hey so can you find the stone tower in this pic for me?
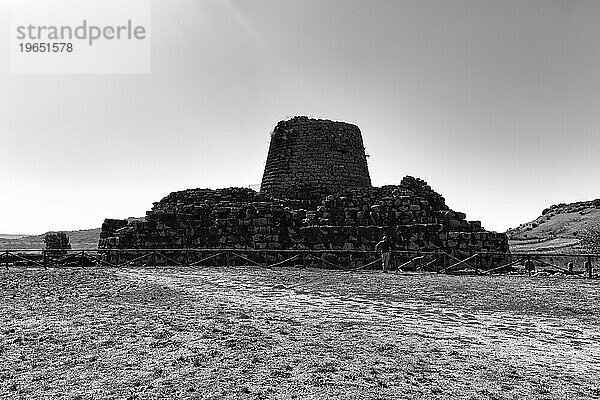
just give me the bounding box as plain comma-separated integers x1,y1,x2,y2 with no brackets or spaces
260,116,372,199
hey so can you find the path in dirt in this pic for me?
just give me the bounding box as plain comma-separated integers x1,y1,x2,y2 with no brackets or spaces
2,267,599,399
122,267,600,395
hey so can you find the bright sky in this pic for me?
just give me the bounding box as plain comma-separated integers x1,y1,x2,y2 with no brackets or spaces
1,0,600,234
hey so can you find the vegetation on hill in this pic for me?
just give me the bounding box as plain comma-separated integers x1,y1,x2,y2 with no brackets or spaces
507,200,600,253
0,228,101,250
0,218,142,250
43,232,72,253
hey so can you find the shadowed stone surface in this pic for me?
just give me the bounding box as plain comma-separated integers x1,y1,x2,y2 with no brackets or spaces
261,117,371,200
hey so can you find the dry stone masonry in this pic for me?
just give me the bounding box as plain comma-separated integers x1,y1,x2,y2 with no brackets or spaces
261,117,371,199
100,117,509,268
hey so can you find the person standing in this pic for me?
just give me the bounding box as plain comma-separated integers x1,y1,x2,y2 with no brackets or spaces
524,258,535,276
375,236,392,272
584,259,593,279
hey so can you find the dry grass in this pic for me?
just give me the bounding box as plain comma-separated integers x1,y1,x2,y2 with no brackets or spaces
509,237,581,253
1,266,600,399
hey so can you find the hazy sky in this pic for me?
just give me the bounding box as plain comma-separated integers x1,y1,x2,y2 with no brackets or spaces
1,0,600,234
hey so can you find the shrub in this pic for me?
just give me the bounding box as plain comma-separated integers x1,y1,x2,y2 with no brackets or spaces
579,227,600,254
44,232,71,255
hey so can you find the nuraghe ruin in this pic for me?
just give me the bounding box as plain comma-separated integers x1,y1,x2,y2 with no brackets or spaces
100,116,509,268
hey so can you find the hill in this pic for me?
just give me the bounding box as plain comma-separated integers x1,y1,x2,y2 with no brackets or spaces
507,199,600,253
0,218,142,250
0,234,28,240
0,228,102,250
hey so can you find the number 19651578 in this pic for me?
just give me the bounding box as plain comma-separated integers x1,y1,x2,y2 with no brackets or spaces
19,43,73,53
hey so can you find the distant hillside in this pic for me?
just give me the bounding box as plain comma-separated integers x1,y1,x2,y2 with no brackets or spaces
507,199,600,253
0,218,142,250
0,234,28,240
0,228,101,250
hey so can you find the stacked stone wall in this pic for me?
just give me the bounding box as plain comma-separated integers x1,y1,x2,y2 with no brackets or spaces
100,181,509,268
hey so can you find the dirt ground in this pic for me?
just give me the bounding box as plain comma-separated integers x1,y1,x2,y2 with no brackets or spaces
1,266,599,399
